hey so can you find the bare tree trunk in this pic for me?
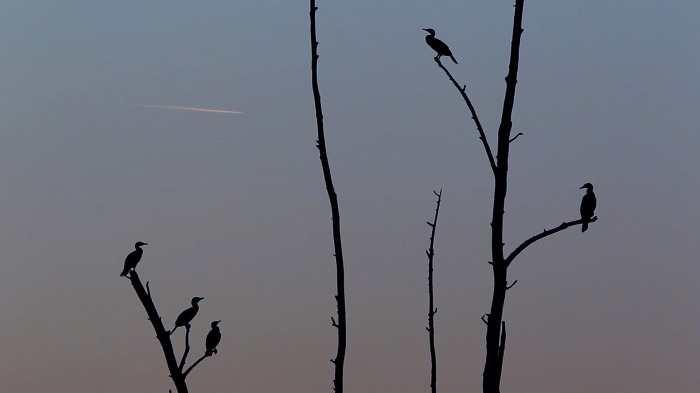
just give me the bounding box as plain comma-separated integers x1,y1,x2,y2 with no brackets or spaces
309,2,347,392
482,2,525,392
426,190,442,393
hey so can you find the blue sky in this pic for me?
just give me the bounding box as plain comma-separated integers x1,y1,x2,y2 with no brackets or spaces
0,1,699,392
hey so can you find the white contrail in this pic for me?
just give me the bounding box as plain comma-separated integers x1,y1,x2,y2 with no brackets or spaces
130,104,244,114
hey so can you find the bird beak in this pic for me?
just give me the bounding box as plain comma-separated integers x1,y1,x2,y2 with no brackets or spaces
143,242,148,246
422,28,429,32
579,185,586,189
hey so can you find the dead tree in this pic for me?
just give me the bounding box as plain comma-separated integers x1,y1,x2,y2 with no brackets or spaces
425,190,442,393
309,2,347,392
427,1,597,392
123,270,219,393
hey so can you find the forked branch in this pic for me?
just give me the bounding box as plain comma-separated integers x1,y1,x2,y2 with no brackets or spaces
127,272,189,393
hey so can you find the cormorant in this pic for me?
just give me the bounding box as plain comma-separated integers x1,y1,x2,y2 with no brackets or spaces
205,320,222,356
580,183,596,232
120,241,148,277
423,28,458,64
170,297,204,335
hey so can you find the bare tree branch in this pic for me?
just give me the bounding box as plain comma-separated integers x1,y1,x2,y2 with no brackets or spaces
434,58,497,174
505,216,598,267
508,132,523,143
127,271,189,393
178,325,191,372
183,354,210,378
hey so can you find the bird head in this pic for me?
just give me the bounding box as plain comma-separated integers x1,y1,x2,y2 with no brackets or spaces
580,183,593,191
423,28,436,36
211,320,221,328
192,297,204,305
135,241,148,248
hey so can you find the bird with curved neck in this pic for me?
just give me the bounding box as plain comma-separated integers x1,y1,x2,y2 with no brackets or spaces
170,297,204,335
423,28,458,64
579,183,596,232
120,241,148,277
205,320,222,356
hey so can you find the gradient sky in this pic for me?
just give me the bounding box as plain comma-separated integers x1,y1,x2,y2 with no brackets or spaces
1,1,699,392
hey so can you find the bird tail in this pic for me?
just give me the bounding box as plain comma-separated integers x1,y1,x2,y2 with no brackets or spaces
205,349,213,356
581,221,588,232
120,268,129,277
450,54,458,64
169,326,178,335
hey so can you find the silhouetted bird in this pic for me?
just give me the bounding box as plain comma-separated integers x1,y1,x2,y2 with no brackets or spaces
580,183,596,232
205,320,222,356
120,241,148,277
423,28,458,64
170,297,204,335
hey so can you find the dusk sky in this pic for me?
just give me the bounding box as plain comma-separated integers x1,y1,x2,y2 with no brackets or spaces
1,1,699,392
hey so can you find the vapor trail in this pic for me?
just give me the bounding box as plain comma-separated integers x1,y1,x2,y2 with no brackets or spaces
130,104,244,114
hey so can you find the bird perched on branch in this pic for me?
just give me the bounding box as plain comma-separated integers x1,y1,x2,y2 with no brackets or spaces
120,241,148,277
579,183,596,232
205,320,222,356
170,297,204,335
423,28,458,64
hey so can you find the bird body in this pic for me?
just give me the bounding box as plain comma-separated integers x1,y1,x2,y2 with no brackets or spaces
423,28,458,64
171,297,204,335
120,242,148,277
205,320,222,356
580,183,596,232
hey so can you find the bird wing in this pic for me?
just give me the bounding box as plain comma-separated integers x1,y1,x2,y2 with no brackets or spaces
206,330,221,350
175,307,195,326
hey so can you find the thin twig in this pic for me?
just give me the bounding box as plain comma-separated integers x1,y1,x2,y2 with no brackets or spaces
434,58,497,174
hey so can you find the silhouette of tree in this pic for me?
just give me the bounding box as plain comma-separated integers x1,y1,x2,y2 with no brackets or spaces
425,2,597,392
121,252,219,393
309,2,347,393
425,190,442,393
